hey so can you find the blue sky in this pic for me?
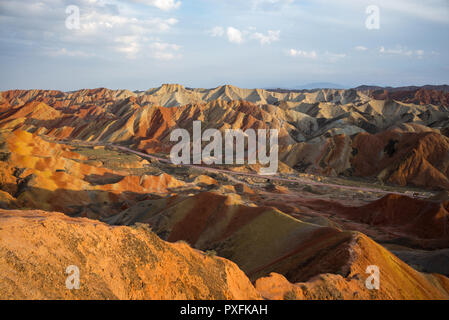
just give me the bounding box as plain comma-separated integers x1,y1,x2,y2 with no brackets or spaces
0,0,448,90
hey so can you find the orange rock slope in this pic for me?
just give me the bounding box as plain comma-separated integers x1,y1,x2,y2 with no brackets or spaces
255,233,449,300
0,130,185,217
0,209,260,300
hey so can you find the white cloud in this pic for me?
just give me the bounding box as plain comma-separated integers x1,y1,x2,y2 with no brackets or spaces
376,0,449,24
129,0,181,11
355,46,368,51
415,50,425,56
252,0,294,10
324,51,346,62
151,42,181,51
150,42,182,60
210,26,280,45
379,46,429,57
75,12,178,59
252,30,280,45
288,49,317,59
47,48,94,58
152,51,181,60
227,27,244,44
114,35,142,59
288,49,346,62
77,12,178,36
0,0,181,61
113,38,182,60
315,0,449,25
209,26,225,37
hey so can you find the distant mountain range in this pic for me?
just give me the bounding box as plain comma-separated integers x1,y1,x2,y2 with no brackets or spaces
267,84,449,93
354,84,449,93
266,83,347,92
293,83,348,90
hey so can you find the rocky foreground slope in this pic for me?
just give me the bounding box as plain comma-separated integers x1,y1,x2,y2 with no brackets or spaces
0,209,260,300
2,208,449,300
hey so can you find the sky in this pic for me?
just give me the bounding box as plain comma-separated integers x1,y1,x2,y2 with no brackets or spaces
0,0,448,91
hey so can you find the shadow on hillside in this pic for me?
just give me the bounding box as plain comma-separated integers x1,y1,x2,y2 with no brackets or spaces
0,183,165,220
